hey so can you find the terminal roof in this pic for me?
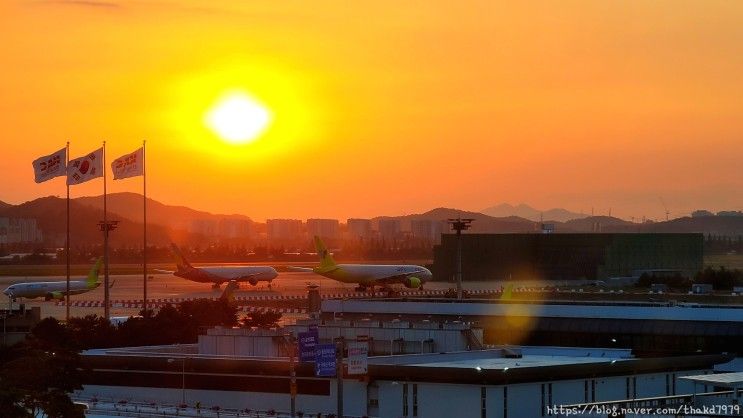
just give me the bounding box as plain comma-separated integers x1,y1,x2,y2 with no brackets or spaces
679,372,743,388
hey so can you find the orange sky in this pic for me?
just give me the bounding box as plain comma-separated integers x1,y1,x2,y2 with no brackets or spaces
1,0,741,221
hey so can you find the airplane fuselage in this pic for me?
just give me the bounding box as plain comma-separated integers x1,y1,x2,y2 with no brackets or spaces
174,265,277,285
316,264,432,286
3,280,99,300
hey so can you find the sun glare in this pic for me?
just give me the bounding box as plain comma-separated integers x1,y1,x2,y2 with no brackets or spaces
205,92,272,144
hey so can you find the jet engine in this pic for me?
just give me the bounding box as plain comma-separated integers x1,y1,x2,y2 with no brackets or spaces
403,277,422,289
45,291,64,301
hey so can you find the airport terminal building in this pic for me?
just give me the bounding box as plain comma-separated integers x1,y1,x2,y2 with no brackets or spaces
432,233,704,282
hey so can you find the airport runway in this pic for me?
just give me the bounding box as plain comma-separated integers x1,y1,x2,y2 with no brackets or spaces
1,271,620,321
0,272,462,320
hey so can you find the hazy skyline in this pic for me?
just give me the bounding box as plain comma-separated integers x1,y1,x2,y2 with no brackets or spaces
1,1,741,221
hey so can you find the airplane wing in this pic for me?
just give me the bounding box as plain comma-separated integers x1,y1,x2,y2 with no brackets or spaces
374,269,430,285
233,272,265,280
287,266,315,273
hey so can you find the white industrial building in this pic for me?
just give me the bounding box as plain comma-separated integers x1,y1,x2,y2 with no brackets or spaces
198,319,484,357
78,337,728,417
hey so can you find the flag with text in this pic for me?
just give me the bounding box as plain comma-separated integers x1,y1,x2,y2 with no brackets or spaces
111,147,144,180
32,147,67,183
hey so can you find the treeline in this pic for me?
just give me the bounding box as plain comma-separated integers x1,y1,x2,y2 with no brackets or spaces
636,266,743,290
33,299,238,349
704,235,743,255
694,266,743,290
0,339,86,417
1,298,282,417
0,240,434,265
29,299,282,351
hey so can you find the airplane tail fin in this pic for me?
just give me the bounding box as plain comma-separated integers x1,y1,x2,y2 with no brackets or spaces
500,283,514,300
314,236,337,272
170,243,193,271
87,257,104,286
220,280,239,304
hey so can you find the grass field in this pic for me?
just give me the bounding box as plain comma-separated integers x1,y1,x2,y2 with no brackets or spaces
0,263,171,277
705,254,743,270
0,254,739,277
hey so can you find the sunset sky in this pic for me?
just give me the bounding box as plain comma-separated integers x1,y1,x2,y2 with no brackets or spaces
1,0,741,221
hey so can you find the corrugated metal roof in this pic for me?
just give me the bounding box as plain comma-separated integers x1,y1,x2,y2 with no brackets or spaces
679,372,743,387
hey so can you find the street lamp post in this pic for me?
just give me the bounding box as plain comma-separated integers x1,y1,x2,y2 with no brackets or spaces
168,357,186,405
97,220,119,320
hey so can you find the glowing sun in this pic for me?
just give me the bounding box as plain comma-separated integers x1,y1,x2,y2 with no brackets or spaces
205,92,272,144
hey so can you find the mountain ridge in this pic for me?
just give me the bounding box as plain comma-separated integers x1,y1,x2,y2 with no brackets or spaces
481,202,587,222
2,194,742,246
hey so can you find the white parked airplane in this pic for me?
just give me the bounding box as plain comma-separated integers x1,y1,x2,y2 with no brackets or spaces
291,236,432,293
157,244,278,289
2,258,103,301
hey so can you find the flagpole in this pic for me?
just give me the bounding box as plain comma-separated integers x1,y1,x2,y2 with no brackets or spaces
65,141,70,322
143,140,147,315
103,141,110,321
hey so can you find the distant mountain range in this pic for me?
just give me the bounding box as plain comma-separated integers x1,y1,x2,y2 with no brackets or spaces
374,208,538,233
1,194,741,247
75,192,251,231
0,196,174,247
481,203,587,222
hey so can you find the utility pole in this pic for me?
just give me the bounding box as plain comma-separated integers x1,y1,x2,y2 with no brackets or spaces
289,335,297,417
447,218,474,300
335,336,345,418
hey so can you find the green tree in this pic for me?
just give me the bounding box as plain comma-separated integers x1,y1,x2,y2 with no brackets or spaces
241,311,282,329
0,343,84,418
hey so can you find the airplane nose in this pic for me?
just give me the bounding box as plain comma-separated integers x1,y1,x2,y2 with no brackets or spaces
2,287,10,296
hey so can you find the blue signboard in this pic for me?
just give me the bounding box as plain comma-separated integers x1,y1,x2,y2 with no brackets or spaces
314,344,337,377
298,331,318,362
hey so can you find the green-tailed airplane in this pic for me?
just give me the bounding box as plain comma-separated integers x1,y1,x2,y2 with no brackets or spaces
3,258,103,301
291,236,432,293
